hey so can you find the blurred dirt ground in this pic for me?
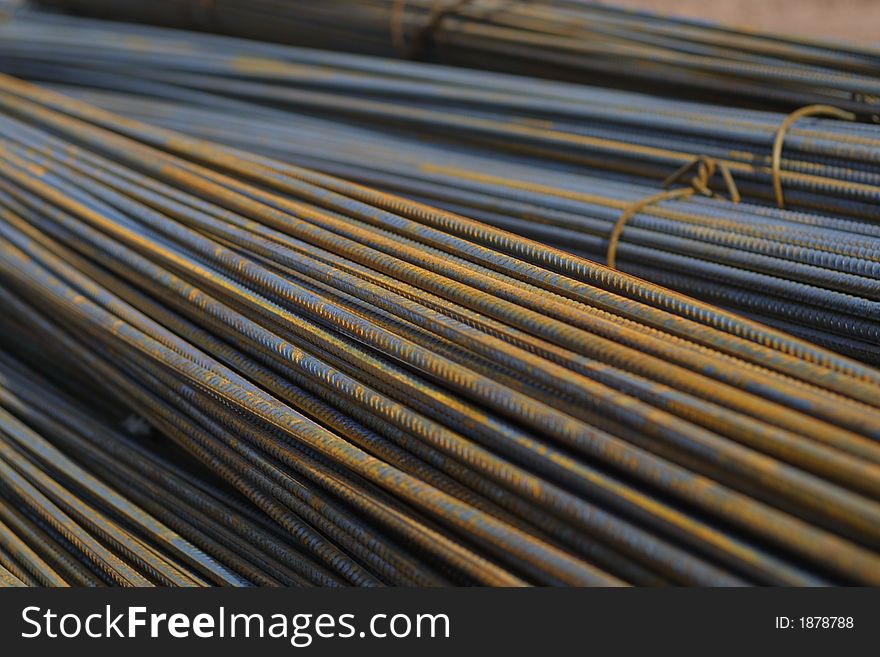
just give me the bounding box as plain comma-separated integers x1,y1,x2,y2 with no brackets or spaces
602,0,880,45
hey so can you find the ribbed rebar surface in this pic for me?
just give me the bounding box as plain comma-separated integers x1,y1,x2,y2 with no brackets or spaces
1,10,878,361
0,70,879,586
27,0,880,117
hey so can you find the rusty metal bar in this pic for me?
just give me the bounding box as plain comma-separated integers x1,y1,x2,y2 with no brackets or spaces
1,11,878,360
0,74,877,586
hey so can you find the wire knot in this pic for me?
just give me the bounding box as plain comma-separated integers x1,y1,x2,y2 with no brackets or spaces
606,156,741,269
391,0,481,60
662,155,740,203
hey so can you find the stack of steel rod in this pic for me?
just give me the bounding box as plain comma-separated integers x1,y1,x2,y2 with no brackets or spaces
3,12,879,220
1,13,878,361
52,89,880,362
0,355,320,587
1,73,880,586
29,0,880,117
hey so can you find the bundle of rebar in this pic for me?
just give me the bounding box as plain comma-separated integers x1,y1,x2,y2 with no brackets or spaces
4,12,879,220
1,73,880,586
0,355,313,587
2,13,878,361
28,0,880,117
